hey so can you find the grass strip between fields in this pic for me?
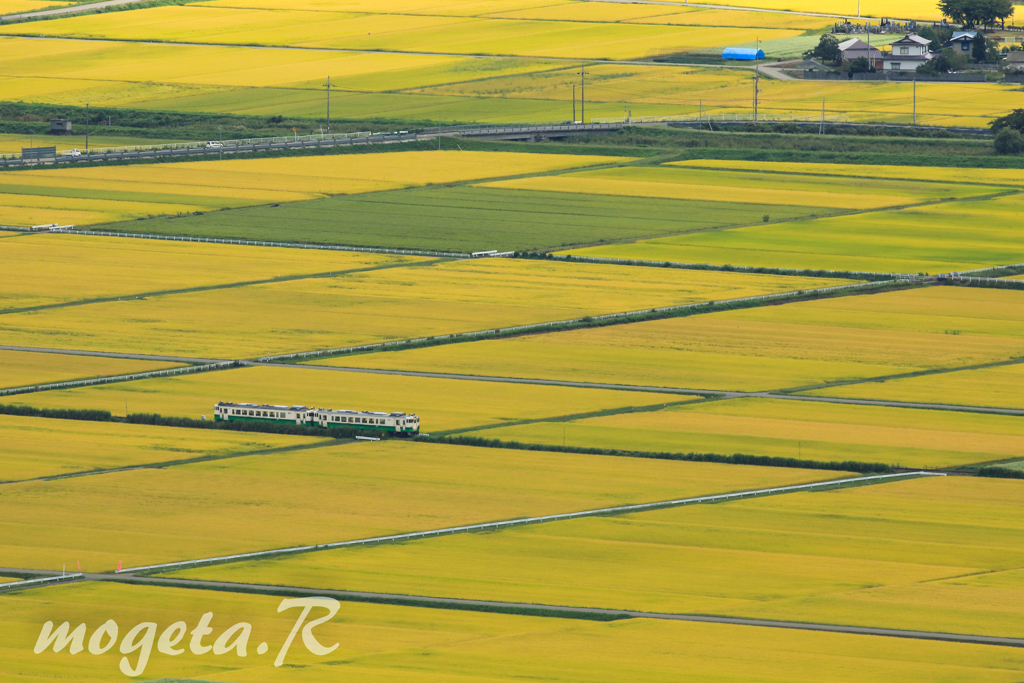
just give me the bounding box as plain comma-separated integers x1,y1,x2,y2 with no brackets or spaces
0,256,447,316
113,472,934,576
277,278,918,363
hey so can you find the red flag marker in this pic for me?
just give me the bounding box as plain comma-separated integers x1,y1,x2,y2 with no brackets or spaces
77,561,81,572
117,560,122,572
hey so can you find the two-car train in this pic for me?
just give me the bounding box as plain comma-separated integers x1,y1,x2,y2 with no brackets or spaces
214,401,419,435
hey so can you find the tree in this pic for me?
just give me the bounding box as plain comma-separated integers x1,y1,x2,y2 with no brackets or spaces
990,108,1024,133
804,34,841,63
917,25,953,52
972,32,988,61
844,57,874,76
938,0,1015,28
917,48,969,74
994,128,1024,154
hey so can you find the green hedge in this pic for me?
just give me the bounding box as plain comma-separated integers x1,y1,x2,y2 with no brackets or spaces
976,466,1024,479
0,403,114,422
422,434,892,474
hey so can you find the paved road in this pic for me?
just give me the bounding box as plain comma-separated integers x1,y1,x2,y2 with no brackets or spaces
584,0,924,21
0,344,225,364
260,363,1024,417
1,0,140,22
58,574,1019,649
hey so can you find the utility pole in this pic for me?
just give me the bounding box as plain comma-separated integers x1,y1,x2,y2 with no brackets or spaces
913,76,917,124
85,99,89,155
577,65,589,123
819,95,825,134
572,83,576,122
753,38,761,121
323,76,331,135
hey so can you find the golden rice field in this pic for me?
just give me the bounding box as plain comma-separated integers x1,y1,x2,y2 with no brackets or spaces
6,364,686,433
803,362,1024,413
6,583,1023,683
0,233,424,310
670,160,1024,189
1,34,1019,127
0,439,832,570
0,349,180,390
466,397,1024,468
0,260,844,357
0,150,619,226
482,164,992,211
0,0,73,12
0,413,327,482
0,5,800,60
697,0,944,20
330,287,1024,393
567,193,1024,274
174,476,1024,640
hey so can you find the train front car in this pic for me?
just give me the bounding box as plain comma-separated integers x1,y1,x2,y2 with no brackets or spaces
314,409,420,435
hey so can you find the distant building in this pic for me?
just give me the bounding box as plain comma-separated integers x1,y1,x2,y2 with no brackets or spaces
1003,51,1024,73
946,31,977,54
837,38,883,69
881,34,934,72
48,119,72,135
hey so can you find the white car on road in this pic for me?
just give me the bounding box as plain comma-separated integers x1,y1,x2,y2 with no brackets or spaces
205,141,224,149
61,149,81,157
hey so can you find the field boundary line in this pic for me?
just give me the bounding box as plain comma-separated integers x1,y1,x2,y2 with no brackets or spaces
98,575,1024,648
118,472,941,575
259,279,911,362
0,361,234,397
0,573,81,593
0,345,225,363
545,255,898,280
49,229,471,259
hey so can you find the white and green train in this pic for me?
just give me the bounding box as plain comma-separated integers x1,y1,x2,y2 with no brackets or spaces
213,402,420,435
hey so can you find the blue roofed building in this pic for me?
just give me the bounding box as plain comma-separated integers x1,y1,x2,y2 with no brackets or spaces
722,47,765,61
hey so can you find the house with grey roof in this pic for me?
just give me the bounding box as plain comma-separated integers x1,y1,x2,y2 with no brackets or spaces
881,34,935,72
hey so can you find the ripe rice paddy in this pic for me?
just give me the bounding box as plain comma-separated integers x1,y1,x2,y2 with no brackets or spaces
0,233,424,310
328,287,1024,393
0,5,801,60
6,363,684,432
465,397,1024,469
0,439,833,570
482,164,993,210
0,150,621,226
0,260,844,357
0,413,327,482
0,349,181,390
5,582,1023,683
802,362,1024,413
172,476,1024,639
566,193,1024,274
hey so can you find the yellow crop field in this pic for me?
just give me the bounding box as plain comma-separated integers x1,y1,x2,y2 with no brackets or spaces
697,0,944,21
0,259,844,357
0,439,833,570
0,233,424,310
634,8,832,30
0,413,328,482
5,582,1022,683
0,150,620,226
482,164,990,210
176,476,1024,640
0,6,801,60
6,364,684,432
0,349,181,390
197,0,559,13
469,397,1024,468
0,0,73,12
333,286,1024,392
804,363,1024,412
671,159,1024,189
568,193,1024,273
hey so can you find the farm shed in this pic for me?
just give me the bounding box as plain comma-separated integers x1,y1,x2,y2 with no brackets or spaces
723,47,765,60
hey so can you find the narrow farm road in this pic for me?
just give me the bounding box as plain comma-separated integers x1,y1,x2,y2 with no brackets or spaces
1,0,141,22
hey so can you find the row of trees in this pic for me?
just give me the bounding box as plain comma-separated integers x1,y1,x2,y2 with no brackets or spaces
938,0,1015,28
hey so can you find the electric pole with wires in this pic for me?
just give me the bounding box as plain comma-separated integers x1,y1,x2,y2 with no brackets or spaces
577,65,589,123
752,39,761,121
323,76,331,134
